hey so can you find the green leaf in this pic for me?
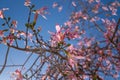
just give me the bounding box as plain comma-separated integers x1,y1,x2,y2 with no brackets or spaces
30,24,34,30
64,50,69,55
66,44,71,47
25,23,34,30
25,23,30,27
32,21,36,26
93,75,97,80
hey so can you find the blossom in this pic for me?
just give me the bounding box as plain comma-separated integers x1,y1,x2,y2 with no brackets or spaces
12,20,18,27
56,24,61,32
96,0,100,3
0,30,4,37
49,24,65,47
88,0,94,3
11,69,23,80
17,31,26,38
27,32,33,41
36,7,47,15
92,3,100,13
10,28,15,34
71,11,88,23
113,72,119,79
24,0,31,6
109,6,117,15
34,12,38,22
0,8,9,19
67,45,85,69
72,1,76,7
84,38,94,47
35,7,48,20
65,26,80,39
7,34,14,45
112,8,117,15
68,58,76,68
58,6,63,12
0,10,4,18
52,2,62,12
55,24,65,42
64,21,72,27
102,6,109,11
82,14,88,20
52,2,58,8
2,37,7,45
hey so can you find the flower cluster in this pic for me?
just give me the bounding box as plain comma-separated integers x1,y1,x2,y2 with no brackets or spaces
49,24,83,47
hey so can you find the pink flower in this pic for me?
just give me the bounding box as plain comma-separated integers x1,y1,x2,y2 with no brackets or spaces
65,26,80,39
15,70,23,80
117,43,120,51
10,28,15,33
102,6,109,11
49,24,65,46
0,10,4,19
92,3,100,13
27,32,33,41
52,2,58,8
12,20,17,27
56,24,61,32
68,54,85,69
82,14,88,20
7,34,14,45
112,8,117,15
0,30,4,37
2,8,9,11
36,7,48,20
11,69,23,80
24,0,31,6
2,37,7,45
109,6,117,15
88,0,94,3
55,29,65,42
58,6,63,12
64,21,72,27
84,38,94,47
34,12,38,22
68,58,76,68
52,2,63,12
17,31,26,38
96,0,100,3
36,7,48,15
113,72,119,79
0,8,9,19
72,1,76,7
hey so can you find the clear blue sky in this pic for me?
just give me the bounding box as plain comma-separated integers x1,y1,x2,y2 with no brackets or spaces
0,0,120,80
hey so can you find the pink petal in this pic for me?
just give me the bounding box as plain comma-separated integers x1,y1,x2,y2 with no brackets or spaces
41,15,47,20
102,6,109,11
56,24,61,32
0,10,4,19
58,6,63,12
52,2,58,8
72,1,76,7
24,0,31,6
88,0,94,3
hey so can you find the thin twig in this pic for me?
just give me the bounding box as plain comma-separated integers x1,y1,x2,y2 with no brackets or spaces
0,47,10,74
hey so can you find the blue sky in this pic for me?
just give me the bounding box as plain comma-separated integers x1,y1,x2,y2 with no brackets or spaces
0,0,120,80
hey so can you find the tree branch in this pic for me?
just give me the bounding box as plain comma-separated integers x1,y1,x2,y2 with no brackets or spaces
0,47,10,74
